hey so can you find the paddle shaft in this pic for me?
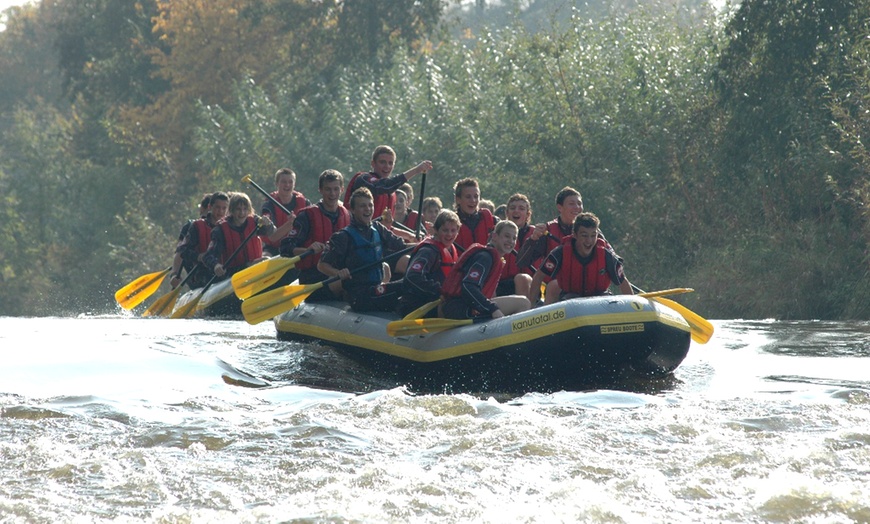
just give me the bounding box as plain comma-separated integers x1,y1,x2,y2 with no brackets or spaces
414,172,427,240
317,244,415,291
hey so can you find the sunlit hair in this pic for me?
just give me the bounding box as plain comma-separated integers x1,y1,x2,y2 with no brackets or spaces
349,187,374,209
229,192,253,214
555,186,581,206
400,182,414,203
371,145,396,163
573,212,600,234
479,199,495,213
452,177,479,206
319,169,343,188
422,196,442,213
209,191,229,205
493,220,518,237
199,193,212,209
274,167,296,185
434,209,461,231
507,193,531,211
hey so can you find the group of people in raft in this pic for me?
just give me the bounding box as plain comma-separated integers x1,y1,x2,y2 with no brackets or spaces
170,145,633,321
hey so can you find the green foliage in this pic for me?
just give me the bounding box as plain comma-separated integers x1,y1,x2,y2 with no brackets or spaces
1,0,869,318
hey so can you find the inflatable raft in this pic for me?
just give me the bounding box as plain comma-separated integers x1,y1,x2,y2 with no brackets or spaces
274,294,692,393
173,278,242,318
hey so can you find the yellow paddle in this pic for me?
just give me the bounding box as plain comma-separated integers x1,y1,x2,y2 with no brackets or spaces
387,317,473,337
114,266,172,310
242,246,415,325
385,288,697,337
172,218,265,319
231,249,315,300
142,264,202,317
402,298,442,320
631,284,713,344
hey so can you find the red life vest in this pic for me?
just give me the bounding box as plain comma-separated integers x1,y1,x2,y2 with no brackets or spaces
501,223,533,280
192,219,212,254
402,210,421,230
555,236,612,296
343,172,396,218
295,204,351,270
455,209,495,251
545,218,573,252
218,216,262,270
441,244,504,300
262,191,307,250
411,238,458,279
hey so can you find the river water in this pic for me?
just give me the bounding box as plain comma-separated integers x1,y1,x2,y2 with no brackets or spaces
1,315,868,523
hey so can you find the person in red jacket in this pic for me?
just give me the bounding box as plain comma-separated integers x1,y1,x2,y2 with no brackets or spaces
203,192,293,280
497,193,535,298
452,177,497,252
260,168,310,256
528,212,632,305
440,221,530,320
342,145,432,218
280,169,351,301
170,192,229,289
396,209,461,317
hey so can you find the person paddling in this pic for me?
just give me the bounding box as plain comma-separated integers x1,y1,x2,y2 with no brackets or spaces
396,210,461,318
279,169,351,301
527,212,633,305
170,192,229,290
318,187,417,312
439,220,530,320
203,192,292,280
260,168,310,256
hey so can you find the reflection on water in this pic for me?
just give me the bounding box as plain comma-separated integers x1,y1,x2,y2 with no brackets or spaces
1,316,869,523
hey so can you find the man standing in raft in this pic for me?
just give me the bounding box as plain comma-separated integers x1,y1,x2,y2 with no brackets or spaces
343,145,432,219
527,212,633,305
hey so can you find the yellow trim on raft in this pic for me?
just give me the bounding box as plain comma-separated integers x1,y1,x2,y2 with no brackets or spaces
275,306,691,363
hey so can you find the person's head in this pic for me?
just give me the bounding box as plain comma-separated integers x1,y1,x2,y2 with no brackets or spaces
199,193,211,217
572,212,601,257
479,199,495,213
228,192,253,223
370,145,396,179
422,196,442,223
274,168,297,198
400,183,414,207
555,186,583,222
208,191,230,222
318,169,344,205
433,209,461,246
506,193,531,227
393,189,408,217
493,204,507,220
349,187,375,224
453,178,480,215
489,220,519,256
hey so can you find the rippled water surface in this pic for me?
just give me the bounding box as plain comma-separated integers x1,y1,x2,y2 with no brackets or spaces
1,316,869,523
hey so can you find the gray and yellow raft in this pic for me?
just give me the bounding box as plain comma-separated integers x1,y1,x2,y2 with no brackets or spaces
274,294,692,393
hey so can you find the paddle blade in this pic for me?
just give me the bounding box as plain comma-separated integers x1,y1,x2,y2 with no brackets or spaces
232,256,299,300
115,268,171,310
142,287,182,317
170,291,204,319
652,297,714,344
387,318,472,337
241,283,319,325
637,288,694,299
402,298,442,320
